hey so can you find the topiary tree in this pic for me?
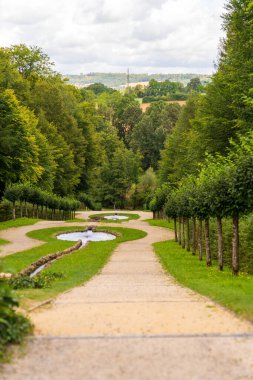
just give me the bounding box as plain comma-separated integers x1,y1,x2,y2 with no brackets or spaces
165,190,180,243
4,184,22,219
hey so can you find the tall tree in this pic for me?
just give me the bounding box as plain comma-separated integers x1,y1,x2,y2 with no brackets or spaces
131,101,180,170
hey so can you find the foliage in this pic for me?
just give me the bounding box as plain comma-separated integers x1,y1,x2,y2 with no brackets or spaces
4,183,80,220
0,279,31,360
131,101,180,170
9,272,64,289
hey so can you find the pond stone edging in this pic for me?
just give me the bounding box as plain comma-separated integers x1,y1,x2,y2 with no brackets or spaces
18,239,82,277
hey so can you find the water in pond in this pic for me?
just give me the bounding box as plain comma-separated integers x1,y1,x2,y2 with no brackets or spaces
104,215,128,220
57,230,116,247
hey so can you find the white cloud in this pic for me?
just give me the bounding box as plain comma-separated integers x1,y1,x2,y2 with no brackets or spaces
0,0,225,74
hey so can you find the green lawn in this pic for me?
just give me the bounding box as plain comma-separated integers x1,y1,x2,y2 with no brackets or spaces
145,218,174,229
0,238,10,245
3,226,146,305
0,218,40,231
154,240,253,322
0,218,40,248
89,213,140,223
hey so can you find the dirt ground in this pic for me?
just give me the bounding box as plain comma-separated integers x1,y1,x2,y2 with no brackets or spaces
1,211,253,379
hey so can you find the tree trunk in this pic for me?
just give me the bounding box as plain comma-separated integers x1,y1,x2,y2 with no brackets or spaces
217,216,223,271
25,201,28,217
174,217,178,242
198,219,203,261
178,218,182,245
32,204,35,218
182,217,185,249
153,211,155,220
36,204,39,219
186,218,190,252
20,202,23,218
192,217,196,255
232,213,239,275
205,218,211,267
12,202,16,220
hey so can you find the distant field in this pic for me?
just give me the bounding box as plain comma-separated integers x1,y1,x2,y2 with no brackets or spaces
140,100,187,112
65,73,211,89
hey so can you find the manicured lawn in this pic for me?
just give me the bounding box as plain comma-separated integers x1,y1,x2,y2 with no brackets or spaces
3,226,146,306
0,218,40,248
0,238,10,245
0,218,40,231
89,213,140,223
145,218,174,229
154,240,253,322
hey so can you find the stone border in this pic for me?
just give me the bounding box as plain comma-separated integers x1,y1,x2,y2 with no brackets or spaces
18,240,82,277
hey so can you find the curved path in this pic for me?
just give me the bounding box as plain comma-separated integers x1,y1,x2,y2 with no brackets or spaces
1,211,253,379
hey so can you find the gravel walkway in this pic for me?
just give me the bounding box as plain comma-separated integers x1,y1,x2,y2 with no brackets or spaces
1,211,253,379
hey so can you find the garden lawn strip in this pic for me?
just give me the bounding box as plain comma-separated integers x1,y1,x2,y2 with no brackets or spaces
154,239,253,321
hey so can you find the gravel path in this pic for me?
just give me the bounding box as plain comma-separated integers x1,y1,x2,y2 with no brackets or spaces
1,211,253,379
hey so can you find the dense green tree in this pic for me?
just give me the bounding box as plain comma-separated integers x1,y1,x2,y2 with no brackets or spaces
87,83,115,95
112,94,142,143
186,78,203,93
158,94,200,184
131,102,180,170
98,143,141,208
8,44,55,80
37,115,79,196
0,90,44,194
192,0,253,158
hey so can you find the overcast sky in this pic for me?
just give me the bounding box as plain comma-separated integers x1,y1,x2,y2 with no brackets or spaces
0,0,226,74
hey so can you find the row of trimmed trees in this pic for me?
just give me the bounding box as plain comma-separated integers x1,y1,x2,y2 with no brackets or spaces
151,132,253,275
4,183,80,220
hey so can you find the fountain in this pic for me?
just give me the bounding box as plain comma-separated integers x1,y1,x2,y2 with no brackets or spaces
57,228,116,247
104,213,129,221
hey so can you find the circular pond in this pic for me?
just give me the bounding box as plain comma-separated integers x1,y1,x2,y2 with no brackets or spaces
57,230,116,246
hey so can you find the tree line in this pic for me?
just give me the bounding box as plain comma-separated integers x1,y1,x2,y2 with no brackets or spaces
131,77,204,103
151,0,253,275
0,45,182,215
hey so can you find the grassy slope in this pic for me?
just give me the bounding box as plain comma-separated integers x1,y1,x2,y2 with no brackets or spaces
3,226,146,305
154,240,253,322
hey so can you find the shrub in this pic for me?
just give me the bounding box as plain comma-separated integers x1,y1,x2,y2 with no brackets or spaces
9,272,64,289
0,279,31,360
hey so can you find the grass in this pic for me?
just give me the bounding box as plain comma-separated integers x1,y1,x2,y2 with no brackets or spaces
0,218,40,248
0,218,40,231
145,218,174,229
2,226,146,306
154,240,253,322
89,213,140,223
0,238,10,245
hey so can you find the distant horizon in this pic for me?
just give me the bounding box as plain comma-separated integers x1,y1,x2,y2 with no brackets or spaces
65,71,212,76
